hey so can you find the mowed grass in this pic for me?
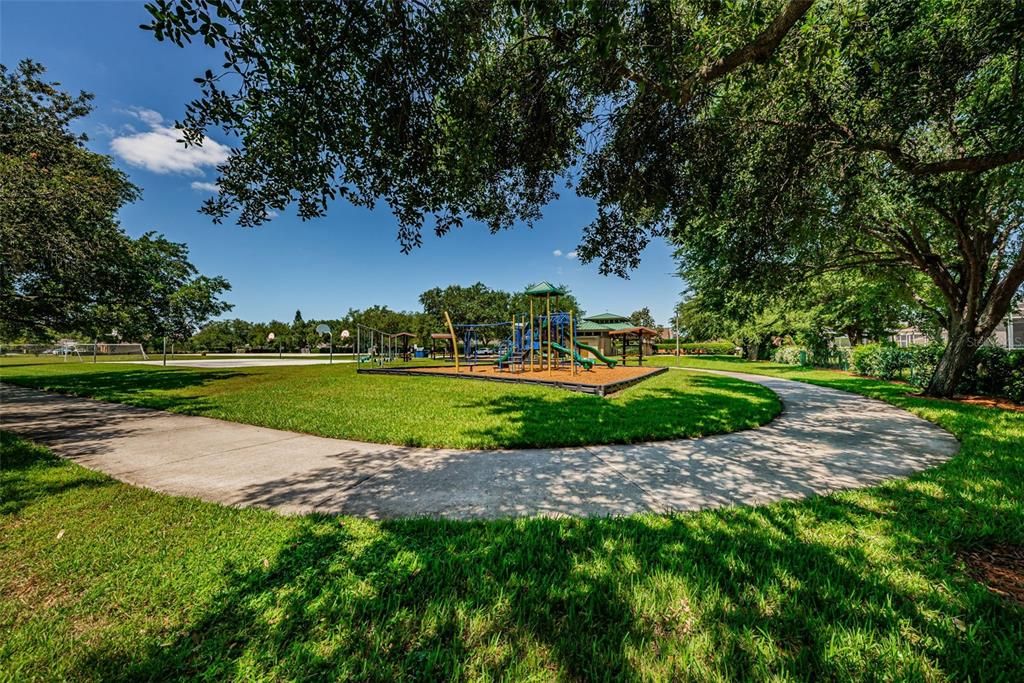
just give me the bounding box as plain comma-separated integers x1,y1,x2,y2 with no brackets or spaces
2,355,1023,680
0,359,779,448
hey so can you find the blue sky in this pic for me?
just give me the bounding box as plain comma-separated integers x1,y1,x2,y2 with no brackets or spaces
2,1,683,326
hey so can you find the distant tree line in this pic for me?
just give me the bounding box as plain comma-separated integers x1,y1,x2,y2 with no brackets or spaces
185,282,584,352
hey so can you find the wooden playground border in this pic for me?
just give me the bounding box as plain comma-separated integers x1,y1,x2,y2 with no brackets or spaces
356,365,668,397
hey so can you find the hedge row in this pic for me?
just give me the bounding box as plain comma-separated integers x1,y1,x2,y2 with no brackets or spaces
772,342,1023,402
850,342,1024,403
655,341,738,355
771,345,852,370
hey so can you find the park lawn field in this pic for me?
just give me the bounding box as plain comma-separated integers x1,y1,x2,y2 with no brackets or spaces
2,358,1023,680
0,359,779,449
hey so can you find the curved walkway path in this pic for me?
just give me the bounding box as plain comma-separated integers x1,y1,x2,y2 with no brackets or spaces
0,369,959,519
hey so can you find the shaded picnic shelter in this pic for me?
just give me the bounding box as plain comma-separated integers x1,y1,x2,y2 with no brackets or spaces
608,327,662,366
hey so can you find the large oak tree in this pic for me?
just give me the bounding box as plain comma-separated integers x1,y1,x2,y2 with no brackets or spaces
145,0,1022,395
1,60,232,342
1,60,139,337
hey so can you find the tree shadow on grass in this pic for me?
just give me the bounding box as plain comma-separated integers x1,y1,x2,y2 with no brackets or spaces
8,365,1021,678
0,432,113,515
455,373,781,448
70,482,1024,680
0,368,240,411
0,367,243,413
3,396,1018,679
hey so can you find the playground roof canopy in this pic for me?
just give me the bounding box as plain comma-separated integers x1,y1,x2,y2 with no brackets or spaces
524,281,566,297
583,312,630,323
393,332,416,337
430,333,453,340
577,320,633,332
608,326,662,338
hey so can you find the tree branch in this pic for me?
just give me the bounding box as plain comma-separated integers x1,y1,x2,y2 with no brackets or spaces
675,0,815,107
981,250,1024,332
858,141,1024,176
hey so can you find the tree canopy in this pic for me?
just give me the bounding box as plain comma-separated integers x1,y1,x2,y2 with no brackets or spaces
676,268,916,361
1,60,139,338
145,0,1023,394
0,60,232,342
119,232,233,342
419,282,582,329
629,307,656,329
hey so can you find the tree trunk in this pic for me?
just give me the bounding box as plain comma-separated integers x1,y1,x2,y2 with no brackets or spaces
925,325,977,397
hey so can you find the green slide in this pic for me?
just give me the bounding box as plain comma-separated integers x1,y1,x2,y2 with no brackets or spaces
574,340,618,368
549,342,596,371
497,346,514,365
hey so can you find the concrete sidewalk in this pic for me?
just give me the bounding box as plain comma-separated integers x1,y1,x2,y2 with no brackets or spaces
0,370,959,519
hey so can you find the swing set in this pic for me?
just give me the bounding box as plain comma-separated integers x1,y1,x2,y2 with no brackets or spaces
355,325,416,365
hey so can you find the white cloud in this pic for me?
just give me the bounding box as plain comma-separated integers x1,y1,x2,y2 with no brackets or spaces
111,108,229,174
566,250,578,259
190,181,219,192
132,107,164,127
552,249,563,257
266,210,279,219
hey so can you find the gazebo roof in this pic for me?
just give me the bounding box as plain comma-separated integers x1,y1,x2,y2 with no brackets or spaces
608,326,661,338
393,332,416,337
583,312,629,323
524,281,566,297
577,320,633,333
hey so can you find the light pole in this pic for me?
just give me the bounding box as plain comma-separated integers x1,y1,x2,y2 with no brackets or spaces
316,324,333,364
675,312,680,357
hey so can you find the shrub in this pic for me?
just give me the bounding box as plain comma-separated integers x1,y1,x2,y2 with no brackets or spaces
956,346,1024,402
849,341,1021,403
960,345,1011,396
1005,351,1024,403
851,343,909,380
658,341,737,355
851,343,882,376
907,344,945,389
806,345,852,370
874,344,910,380
771,345,807,365
769,344,851,370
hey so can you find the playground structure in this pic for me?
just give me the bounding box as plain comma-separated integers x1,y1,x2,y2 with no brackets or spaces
354,282,665,394
441,282,620,376
355,325,416,366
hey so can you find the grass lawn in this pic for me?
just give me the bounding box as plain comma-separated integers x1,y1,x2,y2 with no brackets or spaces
1,357,1022,680
0,358,779,449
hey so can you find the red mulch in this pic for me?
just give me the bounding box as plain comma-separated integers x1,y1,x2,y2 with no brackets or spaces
949,395,1024,412
906,392,1024,412
960,544,1024,606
